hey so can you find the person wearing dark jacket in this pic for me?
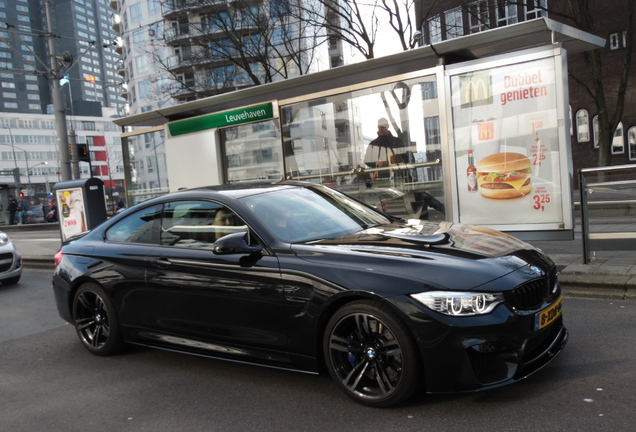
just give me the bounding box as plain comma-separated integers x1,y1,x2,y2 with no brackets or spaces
7,195,18,225
364,118,406,180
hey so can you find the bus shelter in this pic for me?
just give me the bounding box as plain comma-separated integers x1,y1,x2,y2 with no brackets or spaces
114,18,604,240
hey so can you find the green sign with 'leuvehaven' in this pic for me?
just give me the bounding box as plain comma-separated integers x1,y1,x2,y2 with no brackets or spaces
168,102,274,136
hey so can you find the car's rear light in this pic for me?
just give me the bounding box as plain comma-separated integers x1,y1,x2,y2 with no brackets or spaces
54,250,64,267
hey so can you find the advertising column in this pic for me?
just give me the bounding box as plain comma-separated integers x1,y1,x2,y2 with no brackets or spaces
450,55,569,230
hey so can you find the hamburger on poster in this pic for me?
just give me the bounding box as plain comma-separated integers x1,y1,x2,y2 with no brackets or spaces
476,152,532,199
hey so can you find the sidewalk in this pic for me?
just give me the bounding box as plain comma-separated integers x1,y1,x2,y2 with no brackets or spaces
3,222,636,301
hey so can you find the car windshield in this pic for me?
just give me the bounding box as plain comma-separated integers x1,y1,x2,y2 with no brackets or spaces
241,185,391,242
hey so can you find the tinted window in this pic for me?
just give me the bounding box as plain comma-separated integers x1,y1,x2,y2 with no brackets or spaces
105,204,162,244
160,200,247,249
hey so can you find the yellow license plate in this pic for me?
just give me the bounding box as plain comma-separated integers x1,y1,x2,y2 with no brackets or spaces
534,296,563,331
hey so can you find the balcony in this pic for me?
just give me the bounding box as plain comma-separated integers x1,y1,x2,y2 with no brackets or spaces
111,14,121,33
162,0,224,18
109,0,119,11
169,82,198,98
116,61,126,78
164,26,191,44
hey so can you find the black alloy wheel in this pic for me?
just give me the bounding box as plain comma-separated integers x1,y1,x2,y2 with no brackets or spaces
324,300,421,407
72,283,124,356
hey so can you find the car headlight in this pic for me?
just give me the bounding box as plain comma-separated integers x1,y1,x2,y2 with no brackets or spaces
411,291,504,316
0,232,9,246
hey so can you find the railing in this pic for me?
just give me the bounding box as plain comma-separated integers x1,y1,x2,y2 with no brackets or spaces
579,164,636,263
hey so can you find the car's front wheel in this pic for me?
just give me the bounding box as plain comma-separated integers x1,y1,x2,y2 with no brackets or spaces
72,283,124,356
324,300,421,407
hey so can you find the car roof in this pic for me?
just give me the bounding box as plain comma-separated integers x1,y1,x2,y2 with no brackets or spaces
149,180,318,202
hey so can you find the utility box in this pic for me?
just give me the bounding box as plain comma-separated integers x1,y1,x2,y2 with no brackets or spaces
54,178,108,241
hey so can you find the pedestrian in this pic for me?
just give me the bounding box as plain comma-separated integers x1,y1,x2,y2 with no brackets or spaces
115,200,126,214
7,195,18,225
363,118,407,181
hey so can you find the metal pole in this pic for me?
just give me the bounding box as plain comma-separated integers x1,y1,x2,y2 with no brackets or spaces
45,0,72,181
24,151,31,196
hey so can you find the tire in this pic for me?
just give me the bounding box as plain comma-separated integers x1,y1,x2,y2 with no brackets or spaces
72,283,124,356
2,276,21,285
323,300,421,407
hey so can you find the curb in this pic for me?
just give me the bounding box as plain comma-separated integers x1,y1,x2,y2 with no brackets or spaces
22,256,55,270
559,274,636,301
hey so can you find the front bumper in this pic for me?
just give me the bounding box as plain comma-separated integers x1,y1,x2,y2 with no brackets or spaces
0,248,22,281
391,290,567,394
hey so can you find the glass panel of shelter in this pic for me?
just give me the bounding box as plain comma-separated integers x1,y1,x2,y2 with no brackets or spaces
220,119,284,182
278,75,445,221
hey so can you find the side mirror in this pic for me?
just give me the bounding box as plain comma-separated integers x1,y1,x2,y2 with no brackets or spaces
213,232,262,255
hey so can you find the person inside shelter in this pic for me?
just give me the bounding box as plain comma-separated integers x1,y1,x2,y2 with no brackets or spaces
364,118,407,180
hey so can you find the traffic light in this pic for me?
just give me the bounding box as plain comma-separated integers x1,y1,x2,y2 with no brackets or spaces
77,143,91,162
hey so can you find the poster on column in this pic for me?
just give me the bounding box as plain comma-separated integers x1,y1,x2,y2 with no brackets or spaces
451,57,564,226
56,187,88,240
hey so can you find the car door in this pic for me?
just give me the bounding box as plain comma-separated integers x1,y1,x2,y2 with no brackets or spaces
134,200,288,358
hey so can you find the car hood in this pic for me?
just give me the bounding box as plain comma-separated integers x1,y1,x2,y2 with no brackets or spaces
291,221,552,293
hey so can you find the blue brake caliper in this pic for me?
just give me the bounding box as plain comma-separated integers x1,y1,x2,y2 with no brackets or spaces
347,333,358,368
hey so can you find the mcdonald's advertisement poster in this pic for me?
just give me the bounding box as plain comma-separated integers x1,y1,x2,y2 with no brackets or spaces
450,57,564,226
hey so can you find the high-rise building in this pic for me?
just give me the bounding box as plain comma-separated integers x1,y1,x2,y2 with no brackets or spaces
0,0,126,212
109,0,332,116
0,0,125,116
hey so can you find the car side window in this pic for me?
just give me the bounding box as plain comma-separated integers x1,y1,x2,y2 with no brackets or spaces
105,204,163,244
160,200,247,249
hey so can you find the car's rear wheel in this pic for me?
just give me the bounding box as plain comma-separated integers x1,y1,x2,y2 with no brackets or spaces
324,300,421,407
72,283,124,356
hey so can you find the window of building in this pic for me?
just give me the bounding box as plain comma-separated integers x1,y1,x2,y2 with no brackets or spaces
3,102,17,108
525,0,547,20
469,1,490,33
428,15,442,43
147,0,160,15
445,8,463,39
139,80,151,98
496,1,518,26
609,33,620,50
130,3,142,23
133,29,145,44
135,55,149,74
612,121,624,154
593,115,599,149
628,127,636,161
576,109,589,142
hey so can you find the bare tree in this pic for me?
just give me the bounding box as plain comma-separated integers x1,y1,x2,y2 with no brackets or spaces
146,0,325,99
556,0,635,167
297,0,438,60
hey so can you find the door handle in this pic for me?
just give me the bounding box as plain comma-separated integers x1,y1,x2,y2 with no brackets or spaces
152,257,172,268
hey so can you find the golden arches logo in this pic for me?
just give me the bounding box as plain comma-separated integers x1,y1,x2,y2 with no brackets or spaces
461,74,492,107
478,122,494,140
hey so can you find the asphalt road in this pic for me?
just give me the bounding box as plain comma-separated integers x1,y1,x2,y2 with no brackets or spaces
1,269,636,431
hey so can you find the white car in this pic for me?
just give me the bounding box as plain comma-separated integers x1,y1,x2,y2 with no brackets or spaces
0,231,22,285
